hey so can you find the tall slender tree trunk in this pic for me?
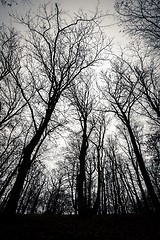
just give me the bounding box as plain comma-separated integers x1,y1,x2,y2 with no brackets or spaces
127,122,160,212
87,171,92,210
0,165,18,200
30,178,45,214
77,123,88,216
3,101,57,215
92,149,101,215
2,152,32,215
130,153,150,212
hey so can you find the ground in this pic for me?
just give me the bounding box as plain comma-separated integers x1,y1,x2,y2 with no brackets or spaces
0,214,160,240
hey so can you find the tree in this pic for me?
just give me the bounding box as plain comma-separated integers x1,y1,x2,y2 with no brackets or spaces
67,72,98,215
0,0,29,6
125,42,160,123
0,25,20,82
0,129,23,209
0,25,25,127
101,55,160,212
117,125,151,212
147,130,160,197
134,63,160,120
104,136,128,214
2,3,108,215
90,112,108,215
0,25,26,210
115,0,160,51
61,144,79,215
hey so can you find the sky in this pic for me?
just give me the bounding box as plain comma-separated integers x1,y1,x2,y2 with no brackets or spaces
0,0,126,43
0,0,115,19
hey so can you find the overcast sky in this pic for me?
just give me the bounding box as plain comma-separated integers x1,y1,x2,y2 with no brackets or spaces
0,0,126,44
0,0,115,18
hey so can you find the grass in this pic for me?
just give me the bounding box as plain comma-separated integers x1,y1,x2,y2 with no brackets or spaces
0,213,160,240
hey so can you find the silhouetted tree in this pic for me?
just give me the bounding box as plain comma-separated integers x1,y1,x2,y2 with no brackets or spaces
147,130,160,197
16,162,46,214
134,63,160,120
115,0,160,51
91,113,108,215
67,72,97,216
118,125,151,212
0,25,25,127
2,3,108,215
101,56,160,212
60,147,79,214
0,0,29,6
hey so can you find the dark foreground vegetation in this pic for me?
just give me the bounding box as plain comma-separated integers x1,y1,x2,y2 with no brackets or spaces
0,214,160,240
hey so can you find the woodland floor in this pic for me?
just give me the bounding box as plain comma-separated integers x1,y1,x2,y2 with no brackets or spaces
0,213,160,240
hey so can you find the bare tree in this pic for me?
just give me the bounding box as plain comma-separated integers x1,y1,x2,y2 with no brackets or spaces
61,145,79,215
115,0,160,51
90,113,108,215
0,25,25,128
147,130,160,197
16,162,46,214
134,63,160,121
2,3,109,215
0,25,21,82
118,125,151,212
101,55,160,212
66,72,98,215
0,0,29,7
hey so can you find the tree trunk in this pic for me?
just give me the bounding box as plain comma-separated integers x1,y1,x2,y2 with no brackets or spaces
130,154,151,212
0,165,18,200
127,123,160,212
92,149,101,215
77,124,88,216
2,100,58,215
2,153,31,215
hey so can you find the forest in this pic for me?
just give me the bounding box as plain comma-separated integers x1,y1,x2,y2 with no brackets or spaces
0,0,160,221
